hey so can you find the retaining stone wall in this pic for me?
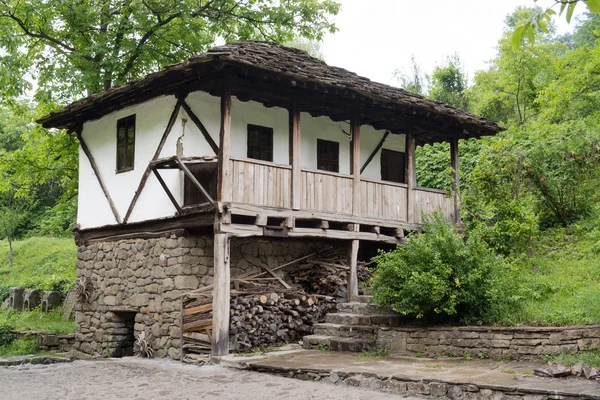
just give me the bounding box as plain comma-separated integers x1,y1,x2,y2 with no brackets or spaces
377,325,600,359
76,235,340,359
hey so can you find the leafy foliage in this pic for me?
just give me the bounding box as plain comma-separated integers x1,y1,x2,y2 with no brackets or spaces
0,319,14,347
0,308,75,335
368,213,511,324
0,0,340,101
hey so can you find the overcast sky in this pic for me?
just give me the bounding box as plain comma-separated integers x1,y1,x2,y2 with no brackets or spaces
321,0,584,86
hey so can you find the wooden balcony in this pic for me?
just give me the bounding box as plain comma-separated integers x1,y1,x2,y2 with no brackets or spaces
224,157,455,228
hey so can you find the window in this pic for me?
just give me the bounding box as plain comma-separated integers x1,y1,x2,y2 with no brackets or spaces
380,149,406,183
317,139,339,173
116,115,135,172
247,124,273,162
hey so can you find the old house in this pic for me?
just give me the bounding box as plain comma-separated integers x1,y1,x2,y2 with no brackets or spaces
38,41,502,359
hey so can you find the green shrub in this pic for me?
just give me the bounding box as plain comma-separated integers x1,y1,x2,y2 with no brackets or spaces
0,319,15,347
0,284,9,302
368,213,511,324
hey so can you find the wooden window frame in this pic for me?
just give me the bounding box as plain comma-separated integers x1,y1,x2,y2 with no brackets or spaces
116,114,136,173
317,139,340,173
380,148,406,184
247,124,274,162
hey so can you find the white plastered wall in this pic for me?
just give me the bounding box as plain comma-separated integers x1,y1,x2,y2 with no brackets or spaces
78,90,405,229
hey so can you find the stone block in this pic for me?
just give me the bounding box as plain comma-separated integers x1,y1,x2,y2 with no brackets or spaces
22,289,41,310
406,382,430,395
430,382,447,397
9,287,24,310
489,339,511,348
39,334,60,347
174,275,199,290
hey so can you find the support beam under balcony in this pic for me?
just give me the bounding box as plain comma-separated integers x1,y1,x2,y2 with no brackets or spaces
212,233,230,356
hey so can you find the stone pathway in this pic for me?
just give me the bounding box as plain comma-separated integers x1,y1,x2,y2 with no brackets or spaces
0,357,418,400
220,349,600,399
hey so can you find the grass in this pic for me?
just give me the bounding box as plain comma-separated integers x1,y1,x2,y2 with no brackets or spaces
501,222,600,326
0,338,41,358
545,350,600,368
0,309,75,335
0,237,76,298
357,348,391,359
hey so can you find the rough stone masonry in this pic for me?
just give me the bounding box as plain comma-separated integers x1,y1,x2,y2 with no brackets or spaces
75,235,336,359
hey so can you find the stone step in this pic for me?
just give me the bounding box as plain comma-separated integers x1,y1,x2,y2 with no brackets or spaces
353,295,373,303
302,335,376,352
325,313,401,326
313,323,378,338
336,302,396,315
302,334,333,348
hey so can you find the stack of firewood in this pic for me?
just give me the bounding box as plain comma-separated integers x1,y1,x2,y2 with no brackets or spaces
181,293,213,355
288,250,374,299
229,288,336,351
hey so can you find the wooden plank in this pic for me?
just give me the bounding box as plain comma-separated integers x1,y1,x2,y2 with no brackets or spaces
289,101,302,210
212,233,230,356
360,131,390,174
76,130,122,224
183,303,213,316
180,294,184,361
151,168,183,214
451,137,461,224
180,98,219,155
350,116,361,215
261,263,292,289
217,83,232,203
124,99,182,223
184,319,213,332
347,239,359,301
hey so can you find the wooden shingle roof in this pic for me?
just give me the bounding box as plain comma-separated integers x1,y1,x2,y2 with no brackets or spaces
38,41,503,142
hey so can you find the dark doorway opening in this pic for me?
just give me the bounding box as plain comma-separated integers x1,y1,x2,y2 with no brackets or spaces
108,311,136,357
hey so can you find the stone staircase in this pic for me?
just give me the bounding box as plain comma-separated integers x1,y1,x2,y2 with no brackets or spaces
303,296,400,352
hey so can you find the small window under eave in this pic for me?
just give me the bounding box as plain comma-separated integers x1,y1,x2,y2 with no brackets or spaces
116,115,135,173
247,124,273,162
317,139,339,173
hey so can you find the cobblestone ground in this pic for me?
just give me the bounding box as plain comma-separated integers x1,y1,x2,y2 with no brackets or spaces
0,358,417,400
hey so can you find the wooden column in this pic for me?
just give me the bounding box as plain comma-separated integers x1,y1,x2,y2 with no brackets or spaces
405,134,416,224
212,233,230,356
348,115,361,302
451,137,461,223
350,115,361,215
289,100,301,210
217,83,232,203
347,238,359,301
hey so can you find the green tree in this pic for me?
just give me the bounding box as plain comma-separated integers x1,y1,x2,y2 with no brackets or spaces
0,0,340,102
513,0,600,47
428,54,469,111
0,192,25,267
393,55,426,95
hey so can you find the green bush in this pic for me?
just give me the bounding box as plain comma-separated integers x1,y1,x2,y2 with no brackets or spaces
368,213,512,324
0,319,15,347
0,284,9,302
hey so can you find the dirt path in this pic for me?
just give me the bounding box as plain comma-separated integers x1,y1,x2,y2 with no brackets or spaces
0,357,415,400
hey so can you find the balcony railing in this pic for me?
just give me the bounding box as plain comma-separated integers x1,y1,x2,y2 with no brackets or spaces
180,157,456,225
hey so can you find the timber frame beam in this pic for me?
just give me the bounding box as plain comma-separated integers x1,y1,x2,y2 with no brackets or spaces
76,128,122,224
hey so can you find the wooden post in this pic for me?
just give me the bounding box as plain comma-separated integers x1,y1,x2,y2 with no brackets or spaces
347,238,359,301
406,134,416,224
289,100,301,210
212,233,230,356
350,115,361,215
217,83,232,203
451,137,461,223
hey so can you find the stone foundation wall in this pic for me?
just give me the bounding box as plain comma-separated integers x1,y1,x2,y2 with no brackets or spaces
76,235,342,359
377,325,600,359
